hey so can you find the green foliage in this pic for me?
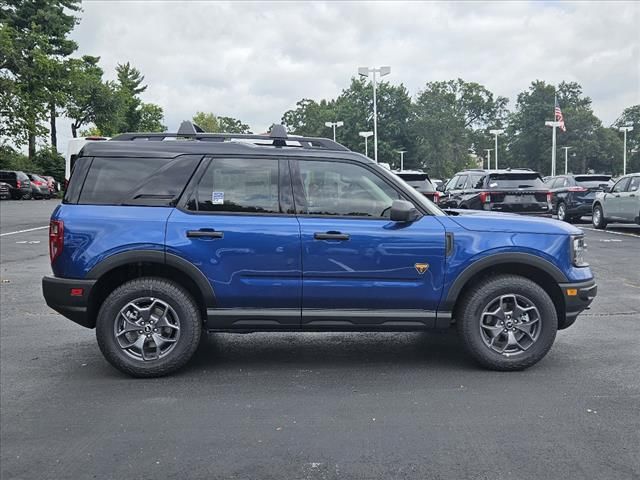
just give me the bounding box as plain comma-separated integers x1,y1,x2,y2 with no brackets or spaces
192,112,220,132
138,103,166,132
0,0,81,156
32,146,64,181
613,105,640,173
192,112,251,133
507,81,623,175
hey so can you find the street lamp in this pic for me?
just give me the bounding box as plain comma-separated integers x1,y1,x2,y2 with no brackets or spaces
359,131,373,157
396,150,407,171
561,146,572,175
324,121,344,142
358,65,391,163
488,129,504,170
484,149,493,170
619,124,634,176
545,121,563,176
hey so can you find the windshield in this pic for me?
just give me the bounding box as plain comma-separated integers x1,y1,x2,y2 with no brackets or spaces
575,176,612,188
487,173,545,189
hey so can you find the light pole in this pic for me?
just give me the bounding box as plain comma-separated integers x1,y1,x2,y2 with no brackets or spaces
359,131,373,157
561,146,572,175
545,121,562,176
396,150,407,171
488,129,504,170
358,66,391,163
324,121,344,142
619,125,634,175
484,149,493,170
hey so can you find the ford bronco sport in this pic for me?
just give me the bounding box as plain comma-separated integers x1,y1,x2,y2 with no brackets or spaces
42,123,597,377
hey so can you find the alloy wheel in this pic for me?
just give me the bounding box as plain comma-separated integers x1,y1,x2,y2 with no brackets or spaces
114,297,181,361
479,294,542,357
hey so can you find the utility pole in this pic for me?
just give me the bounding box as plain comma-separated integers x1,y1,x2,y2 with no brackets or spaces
619,125,634,176
545,121,562,176
358,66,391,163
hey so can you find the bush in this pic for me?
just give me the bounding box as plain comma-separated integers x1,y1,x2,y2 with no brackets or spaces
33,147,64,183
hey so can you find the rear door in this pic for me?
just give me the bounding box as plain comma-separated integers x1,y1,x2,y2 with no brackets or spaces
166,157,302,329
291,159,446,328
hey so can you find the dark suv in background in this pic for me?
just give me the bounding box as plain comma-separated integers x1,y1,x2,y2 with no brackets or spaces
438,168,551,215
394,170,440,203
0,170,32,199
545,174,613,222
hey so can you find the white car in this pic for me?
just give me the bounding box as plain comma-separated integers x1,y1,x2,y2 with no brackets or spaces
592,173,640,228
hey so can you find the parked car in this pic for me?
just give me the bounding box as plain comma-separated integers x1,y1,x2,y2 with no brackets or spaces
43,122,596,377
0,182,10,200
592,173,640,228
40,175,58,194
439,168,551,216
394,170,440,203
27,174,51,199
0,170,32,199
431,178,444,190
546,174,613,222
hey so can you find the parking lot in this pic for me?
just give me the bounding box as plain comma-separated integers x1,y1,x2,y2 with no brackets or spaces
1,200,639,480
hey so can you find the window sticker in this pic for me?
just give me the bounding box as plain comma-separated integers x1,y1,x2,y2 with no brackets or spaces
211,191,224,205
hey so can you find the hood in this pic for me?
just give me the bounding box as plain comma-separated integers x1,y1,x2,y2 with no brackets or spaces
446,209,582,235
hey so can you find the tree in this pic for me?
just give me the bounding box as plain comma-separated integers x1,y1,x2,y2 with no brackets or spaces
0,0,81,158
411,79,507,177
192,112,220,132
218,116,251,134
138,103,166,132
613,105,640,173
115,62,147,133
507,81,622,175
64,56,120,137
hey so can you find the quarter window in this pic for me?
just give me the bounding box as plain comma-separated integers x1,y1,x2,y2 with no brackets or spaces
296,161,402,218
189,158,280,214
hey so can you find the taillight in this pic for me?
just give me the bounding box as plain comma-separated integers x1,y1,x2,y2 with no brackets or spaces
568,186,587,192
546,192,553,203
429,191,441,202
49,220,64,263
16,180,21,188
479,192,491,203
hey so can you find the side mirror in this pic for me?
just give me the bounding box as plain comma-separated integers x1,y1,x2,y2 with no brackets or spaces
604,186,612,193
390,199,420,223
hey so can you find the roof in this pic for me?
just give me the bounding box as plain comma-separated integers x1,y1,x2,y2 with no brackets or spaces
79,122,371,163
456,168,541,175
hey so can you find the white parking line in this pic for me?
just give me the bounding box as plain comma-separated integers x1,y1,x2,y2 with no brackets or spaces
0,226,49,237
581,227,640,238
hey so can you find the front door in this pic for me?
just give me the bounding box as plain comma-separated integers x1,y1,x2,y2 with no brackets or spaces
606,177,630,220
622,176,640,222
166,157,302,329
291,159,447,329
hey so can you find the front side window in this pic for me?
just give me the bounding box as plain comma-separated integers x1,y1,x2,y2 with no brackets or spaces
445,176,459,191
296,161,402,218
454,175,468,189
627,176,640,192
612,177,630,193
189,158,280,214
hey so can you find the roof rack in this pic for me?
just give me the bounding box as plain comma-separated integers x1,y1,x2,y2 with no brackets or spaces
111,121,349,152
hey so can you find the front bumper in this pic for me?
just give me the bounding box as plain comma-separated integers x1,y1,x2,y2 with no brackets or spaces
558,278,597,327
42,276,97,328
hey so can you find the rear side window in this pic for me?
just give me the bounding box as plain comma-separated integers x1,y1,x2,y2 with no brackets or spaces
78,156,200,206
468,174,485,189
188,158,280,214
487,173,545,189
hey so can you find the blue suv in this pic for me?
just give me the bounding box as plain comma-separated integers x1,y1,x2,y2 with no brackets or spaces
42,123,597,377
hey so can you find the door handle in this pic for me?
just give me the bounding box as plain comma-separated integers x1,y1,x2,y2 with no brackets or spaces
614,194,620,197
314,231,350,241
187,229,224,239
630,194,636,197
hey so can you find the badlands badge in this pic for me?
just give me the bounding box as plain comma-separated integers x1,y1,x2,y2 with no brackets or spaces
414,263,429,274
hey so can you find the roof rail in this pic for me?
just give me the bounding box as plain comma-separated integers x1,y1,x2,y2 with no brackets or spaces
111,121,349,152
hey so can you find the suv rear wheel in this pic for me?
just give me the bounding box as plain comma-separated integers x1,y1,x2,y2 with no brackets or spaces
456,274,557,371
96,277,202,377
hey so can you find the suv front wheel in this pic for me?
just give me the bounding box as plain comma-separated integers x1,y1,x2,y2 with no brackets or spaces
456,274,558,371
96,277,202,377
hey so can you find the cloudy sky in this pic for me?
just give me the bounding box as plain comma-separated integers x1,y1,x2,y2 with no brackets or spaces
60,0,639,146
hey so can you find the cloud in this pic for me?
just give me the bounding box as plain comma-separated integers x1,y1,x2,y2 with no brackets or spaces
57,0,639,148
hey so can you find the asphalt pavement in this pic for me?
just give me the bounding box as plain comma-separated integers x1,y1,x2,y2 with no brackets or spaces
1,200,639,480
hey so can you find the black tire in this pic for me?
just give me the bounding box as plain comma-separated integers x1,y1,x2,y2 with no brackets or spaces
592,204,607,229
557,202,568,222
96,277,202,377
456,274,558,371
22,191,32,200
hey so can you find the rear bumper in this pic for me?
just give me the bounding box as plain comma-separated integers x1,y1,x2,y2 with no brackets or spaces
558,278,597,325
42,276,96,328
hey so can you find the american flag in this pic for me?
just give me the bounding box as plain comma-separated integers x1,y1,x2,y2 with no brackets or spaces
555,96,566,132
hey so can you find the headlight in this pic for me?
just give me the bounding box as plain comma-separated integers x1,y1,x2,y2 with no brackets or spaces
571,235,588,267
